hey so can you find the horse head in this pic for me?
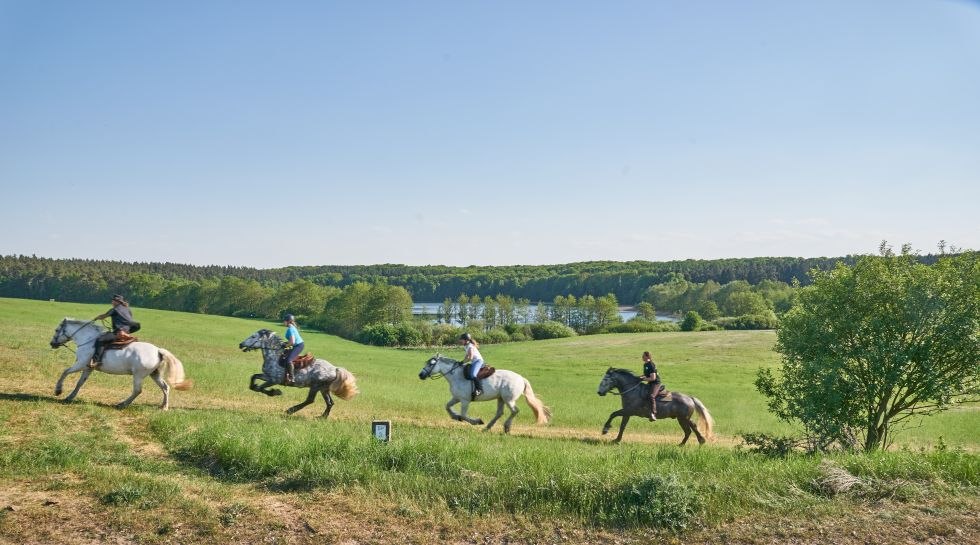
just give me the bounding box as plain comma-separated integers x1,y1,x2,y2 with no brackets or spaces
239,329,282,352
50,318,71,348
419,354,459,380
598,368,638,396
50,318,101,349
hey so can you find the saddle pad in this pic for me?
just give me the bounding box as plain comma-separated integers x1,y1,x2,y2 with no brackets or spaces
106,336,138,348
278,353,316,370
465,364,495,379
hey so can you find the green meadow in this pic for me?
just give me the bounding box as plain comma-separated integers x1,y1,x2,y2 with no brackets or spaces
0,297,977,544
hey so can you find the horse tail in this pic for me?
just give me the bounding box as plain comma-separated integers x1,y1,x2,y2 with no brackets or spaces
329,367,359,400
158,348,194,391
522,379,552,425
692,396,714,440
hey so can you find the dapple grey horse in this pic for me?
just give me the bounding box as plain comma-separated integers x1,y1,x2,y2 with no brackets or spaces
598,368,714,445
239,329,358,417
49,318,192,409
418,354,551,433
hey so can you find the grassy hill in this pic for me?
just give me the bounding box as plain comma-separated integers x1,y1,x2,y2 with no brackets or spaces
0,298,977,544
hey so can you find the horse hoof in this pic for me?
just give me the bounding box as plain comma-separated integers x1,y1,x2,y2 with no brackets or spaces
601,428,609,435
54,388,62,396
475,419,485,425
270,389,283,396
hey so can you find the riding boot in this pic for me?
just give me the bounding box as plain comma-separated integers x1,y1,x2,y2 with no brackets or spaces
649,384,661,421
473,378,483,398
89,344,103,369
284,362,295,385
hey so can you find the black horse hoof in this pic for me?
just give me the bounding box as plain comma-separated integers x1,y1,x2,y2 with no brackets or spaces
269,389,283,396
475,419,484,425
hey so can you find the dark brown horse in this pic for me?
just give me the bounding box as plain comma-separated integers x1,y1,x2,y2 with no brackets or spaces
597,368,714,445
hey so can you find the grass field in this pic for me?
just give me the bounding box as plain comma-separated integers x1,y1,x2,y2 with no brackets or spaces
0,297,977,544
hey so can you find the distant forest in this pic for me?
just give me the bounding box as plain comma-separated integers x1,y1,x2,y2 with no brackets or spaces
0,253,942,307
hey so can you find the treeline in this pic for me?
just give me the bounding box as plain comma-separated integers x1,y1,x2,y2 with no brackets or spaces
3,253,931,305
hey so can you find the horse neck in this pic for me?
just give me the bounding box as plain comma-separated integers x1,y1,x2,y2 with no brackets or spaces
613,371,641,388
437,358,464,377
262,345,283,365
68,322,101,345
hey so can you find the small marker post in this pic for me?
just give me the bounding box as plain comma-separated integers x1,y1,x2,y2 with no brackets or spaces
372,420,391,442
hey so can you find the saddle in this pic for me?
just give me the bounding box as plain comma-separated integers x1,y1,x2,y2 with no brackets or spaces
106,331,138,349
464,363,495,379
649,384,672,402
278,352,316,370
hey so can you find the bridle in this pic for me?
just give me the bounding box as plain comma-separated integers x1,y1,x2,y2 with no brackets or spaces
421,356,462,380
52,318,95,352
602,371,644,396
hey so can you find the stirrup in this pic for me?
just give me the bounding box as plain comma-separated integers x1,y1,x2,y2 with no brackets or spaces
87,360,98,369
649,414,657,421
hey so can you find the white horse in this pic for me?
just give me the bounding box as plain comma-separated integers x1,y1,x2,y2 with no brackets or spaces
418,354,551,433
49,318,192,410
238,329,359,417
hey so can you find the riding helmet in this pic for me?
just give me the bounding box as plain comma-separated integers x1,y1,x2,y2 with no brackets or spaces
284,314,295,322
459,332,472,342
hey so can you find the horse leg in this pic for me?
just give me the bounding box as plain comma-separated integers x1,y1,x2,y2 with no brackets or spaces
484,399,505,431
319,388,334,418
614,415,632,443
445,398,463,421
501,399,520,434
457,399,484,426
116,374,145,409
255,378,282,397
249,373,264,392
286,383,320,415
689,414,706,445
678,417,693,446
601,409,625,436
62,367,93,402
149,369,170,410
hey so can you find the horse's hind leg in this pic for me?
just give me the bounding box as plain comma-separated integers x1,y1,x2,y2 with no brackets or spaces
286,383,320,415
484,399,505,431
149,369,170,410
678,417,694,446
319,388,334,418
116,374,145,409
502,399,520,434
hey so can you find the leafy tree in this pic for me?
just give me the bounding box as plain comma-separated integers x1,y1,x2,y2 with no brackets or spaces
722,290,770,317
756,246,980,451
695,300,721,321
634,301,656,320
680,310,703,332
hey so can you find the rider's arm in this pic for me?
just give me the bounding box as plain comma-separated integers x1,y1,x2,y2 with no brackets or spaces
461,344,472,363
93,309,111,321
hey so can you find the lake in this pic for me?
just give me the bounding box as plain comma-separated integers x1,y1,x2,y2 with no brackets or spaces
411,303,679,323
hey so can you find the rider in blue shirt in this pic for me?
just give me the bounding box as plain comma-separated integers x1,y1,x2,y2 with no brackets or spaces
283,314,305,385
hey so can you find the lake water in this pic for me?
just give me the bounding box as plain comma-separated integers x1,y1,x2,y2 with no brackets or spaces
412,303,679,323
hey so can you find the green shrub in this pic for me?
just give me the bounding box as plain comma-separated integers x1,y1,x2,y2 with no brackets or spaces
607,319,679,333
430,323,464,346
395,323,426,346
714,312,779,330
357,323,399,346
680,311,703,331
529,321,577,340
483,327,511,344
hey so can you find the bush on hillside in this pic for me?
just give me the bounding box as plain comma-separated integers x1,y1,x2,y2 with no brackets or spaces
714,312,780,330
483,327,511,344
528,321,577,340
680,311,704,331
606,319,679,333
357,323,399,346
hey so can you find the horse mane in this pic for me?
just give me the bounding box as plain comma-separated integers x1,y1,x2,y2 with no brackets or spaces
64,318,105,331
609,368,640,378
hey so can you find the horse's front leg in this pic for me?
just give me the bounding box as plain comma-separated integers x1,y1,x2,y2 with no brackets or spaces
614,414,632,443
601,409,625,436
62,366,94,402
456,399,484,426
286,383,320,415
55,355,90,396
250,375,282,397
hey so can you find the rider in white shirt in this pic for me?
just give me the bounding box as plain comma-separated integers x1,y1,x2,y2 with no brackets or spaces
459,332,484,396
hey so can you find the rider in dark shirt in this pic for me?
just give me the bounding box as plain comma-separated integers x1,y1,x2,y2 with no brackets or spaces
89,294,140,368
641,351,662,421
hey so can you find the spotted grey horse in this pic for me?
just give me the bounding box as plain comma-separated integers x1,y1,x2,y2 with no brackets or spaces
239,329,358,417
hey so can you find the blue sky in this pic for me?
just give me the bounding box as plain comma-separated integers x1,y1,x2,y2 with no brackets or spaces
1,1,978,267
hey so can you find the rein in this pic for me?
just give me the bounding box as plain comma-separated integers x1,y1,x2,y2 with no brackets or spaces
426,358,462,380
53,320,99,353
